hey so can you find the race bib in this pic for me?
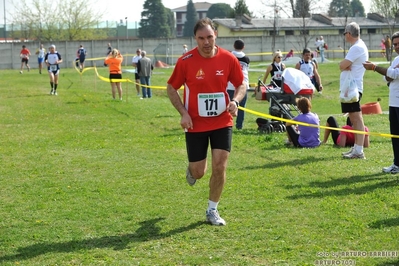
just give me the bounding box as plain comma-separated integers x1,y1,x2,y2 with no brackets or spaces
197,93,227,117
274,70,283,80
50,65,57,71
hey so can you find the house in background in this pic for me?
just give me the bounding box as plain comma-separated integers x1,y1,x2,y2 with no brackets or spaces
213,13,394,38
172,2,212,37
170,1,394,39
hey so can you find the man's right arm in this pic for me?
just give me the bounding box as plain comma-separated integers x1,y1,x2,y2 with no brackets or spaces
167,84,187,116
167,84,192,130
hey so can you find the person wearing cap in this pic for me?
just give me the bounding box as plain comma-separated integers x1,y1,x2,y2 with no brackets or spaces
227,39,250,129
132,49,142,96
45,45,63,95
340,22,368,159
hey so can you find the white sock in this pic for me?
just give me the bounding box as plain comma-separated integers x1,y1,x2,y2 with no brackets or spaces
354,144,363,154
207,200,218,211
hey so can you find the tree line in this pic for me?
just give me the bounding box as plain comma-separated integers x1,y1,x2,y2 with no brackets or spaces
8,0,399,41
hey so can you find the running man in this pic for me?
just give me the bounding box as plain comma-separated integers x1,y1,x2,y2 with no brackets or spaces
45,45,63,95
20,45,31,74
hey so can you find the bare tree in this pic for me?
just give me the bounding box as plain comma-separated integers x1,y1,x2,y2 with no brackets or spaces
12,0,105,41
371,0,399,36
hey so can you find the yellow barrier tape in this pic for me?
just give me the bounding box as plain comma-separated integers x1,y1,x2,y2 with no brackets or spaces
238,106,399,139
75,63,398,139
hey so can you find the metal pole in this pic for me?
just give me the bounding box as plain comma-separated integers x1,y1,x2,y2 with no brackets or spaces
3,0,6,40
125,17,128,39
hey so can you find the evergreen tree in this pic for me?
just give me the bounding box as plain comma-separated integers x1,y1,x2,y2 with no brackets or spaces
350,0,365,17
139,0,171,38
232,0,252,17
294,0,311,18
183,0,198,37
328,0,352,17
166,8,176,37
207,3,234,19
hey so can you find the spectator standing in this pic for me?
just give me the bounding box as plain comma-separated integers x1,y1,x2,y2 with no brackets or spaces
183,44,188,55
385,35,392,62
314,37,319,54
318,36,325,63
380,38,386,58
340,22,368,159
45,45,63,95
35,44,46,74
227,39,250,130
263,50,286,88
295,48,323,92
132,49,142,96
166,18,246,226
137,50,154,98
20,45,31,74
77,45,87,72
104,48,124,100
363,31,399,173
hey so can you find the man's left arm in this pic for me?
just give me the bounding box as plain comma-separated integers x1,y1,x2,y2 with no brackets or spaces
227,83,246,116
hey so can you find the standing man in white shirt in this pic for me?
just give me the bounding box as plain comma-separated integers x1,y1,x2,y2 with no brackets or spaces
340,22,368,159
132,49,142,96
36,44,46,74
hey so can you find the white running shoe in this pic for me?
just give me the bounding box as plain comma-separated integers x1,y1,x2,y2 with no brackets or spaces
206,209,226,226
186,168,196,186
343,151,365,159
342,147,354,156
382,164,399,174
50,90,54,95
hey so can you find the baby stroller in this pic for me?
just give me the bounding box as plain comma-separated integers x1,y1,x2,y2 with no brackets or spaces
255,68,315,133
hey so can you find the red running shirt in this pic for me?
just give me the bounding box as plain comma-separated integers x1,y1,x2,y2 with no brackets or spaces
168,46,244,132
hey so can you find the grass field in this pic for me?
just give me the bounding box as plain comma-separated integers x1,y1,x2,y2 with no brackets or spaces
0,59,398,266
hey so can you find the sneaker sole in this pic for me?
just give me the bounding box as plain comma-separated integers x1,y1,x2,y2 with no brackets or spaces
186,168,196,186
343,155,366,159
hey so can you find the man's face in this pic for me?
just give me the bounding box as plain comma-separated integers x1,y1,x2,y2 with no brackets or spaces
136,50,141,55
195,25,216,57
393,38,399,54
303,52,312,61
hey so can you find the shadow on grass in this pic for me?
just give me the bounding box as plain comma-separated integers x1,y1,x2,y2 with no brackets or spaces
0,218,205,263
285,173,399,199
376,259,399,266
243,156,329,170
369,217,399,229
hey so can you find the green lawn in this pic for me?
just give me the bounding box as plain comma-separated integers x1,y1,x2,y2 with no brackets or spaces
0,60,398,266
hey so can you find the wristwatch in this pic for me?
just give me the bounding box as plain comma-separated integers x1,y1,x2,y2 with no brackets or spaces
233,99,239,107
